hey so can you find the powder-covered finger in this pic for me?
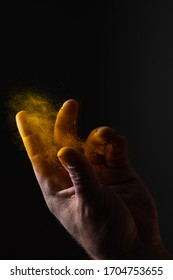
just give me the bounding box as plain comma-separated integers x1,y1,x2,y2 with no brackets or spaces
54,99,80,149
16,110,43,158
16,110,31,138
84,126,116,163
84,126,129,167
16,111,52,174
105,134,128,167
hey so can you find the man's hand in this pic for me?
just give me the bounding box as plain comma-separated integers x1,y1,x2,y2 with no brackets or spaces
16,99,172,259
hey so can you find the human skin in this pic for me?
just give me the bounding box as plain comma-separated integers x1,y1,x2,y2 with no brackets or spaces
16,99,173,259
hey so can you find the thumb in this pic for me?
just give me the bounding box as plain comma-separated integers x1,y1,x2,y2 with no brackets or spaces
57,147,101,199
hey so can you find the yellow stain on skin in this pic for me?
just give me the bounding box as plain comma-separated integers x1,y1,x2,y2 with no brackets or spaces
8,90,84,168
8,91,59,162
8,91,81,165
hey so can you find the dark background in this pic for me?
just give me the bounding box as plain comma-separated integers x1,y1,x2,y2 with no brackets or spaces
1,1,173,259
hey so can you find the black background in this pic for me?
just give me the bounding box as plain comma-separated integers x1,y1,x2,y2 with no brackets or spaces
1,1,173,259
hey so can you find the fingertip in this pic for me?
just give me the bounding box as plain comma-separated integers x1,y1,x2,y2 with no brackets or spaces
94,126,117,141
85,126,117,145
57,146,72,156
15,110,30,137
57,147,78,166
61,99,79,111
15,110,28,123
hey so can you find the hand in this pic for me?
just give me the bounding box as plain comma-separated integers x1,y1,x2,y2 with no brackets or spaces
16,99,172,259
